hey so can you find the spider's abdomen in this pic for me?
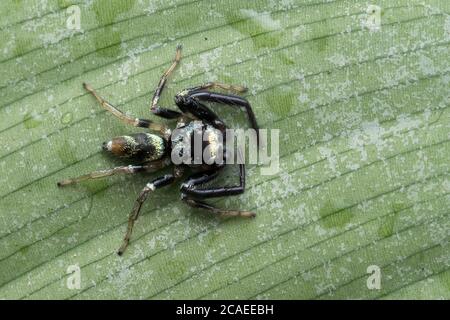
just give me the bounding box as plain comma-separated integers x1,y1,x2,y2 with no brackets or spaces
103,133,167,162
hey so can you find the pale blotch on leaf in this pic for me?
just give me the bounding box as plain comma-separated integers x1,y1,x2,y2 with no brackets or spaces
23,112,43,129
319,201,355,229
61,112,73,125
224,9,281,49
160,258,188,281
265,84,296,116
56,138,79,166
92,0,136,58
377,202,403,238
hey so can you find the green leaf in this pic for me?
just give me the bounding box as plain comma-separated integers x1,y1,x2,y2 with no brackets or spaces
0,0,449,299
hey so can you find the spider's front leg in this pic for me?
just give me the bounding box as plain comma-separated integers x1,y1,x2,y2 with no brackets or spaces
180,165,255,218
182,196,255,218
174,84,259,145
118,174,175,256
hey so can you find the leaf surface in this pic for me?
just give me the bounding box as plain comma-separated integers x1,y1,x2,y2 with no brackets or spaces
0,0,449,299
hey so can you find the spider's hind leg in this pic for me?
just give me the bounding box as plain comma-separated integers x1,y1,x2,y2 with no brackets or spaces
57,165,145,187
57,160,169,187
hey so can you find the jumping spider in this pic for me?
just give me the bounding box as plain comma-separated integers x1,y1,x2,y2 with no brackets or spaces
58,45,260,255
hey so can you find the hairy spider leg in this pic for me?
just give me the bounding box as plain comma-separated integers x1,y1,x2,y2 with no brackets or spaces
56,160,170,187
185,82,248,94
118,174,175,255
83,83,170,137
149,45,183,119
180,165,255,217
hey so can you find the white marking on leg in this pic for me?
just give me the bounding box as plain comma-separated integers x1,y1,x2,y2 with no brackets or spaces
181,182,191,190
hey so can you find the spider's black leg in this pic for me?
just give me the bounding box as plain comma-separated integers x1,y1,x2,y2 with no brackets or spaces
182,196,255,218
188,91,259,141
181,168,222,187
180,164,255,217
83,83,169,135
149,45,182,119
57,159,170,187
175,90,259,145
181,164,245,198
175,95,227,131
118,174,175,255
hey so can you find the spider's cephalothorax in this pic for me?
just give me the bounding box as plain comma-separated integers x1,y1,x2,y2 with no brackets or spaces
58,46,259,255
170,120,226,167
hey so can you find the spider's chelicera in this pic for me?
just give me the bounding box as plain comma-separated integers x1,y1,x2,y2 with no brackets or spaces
57,46,260,255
